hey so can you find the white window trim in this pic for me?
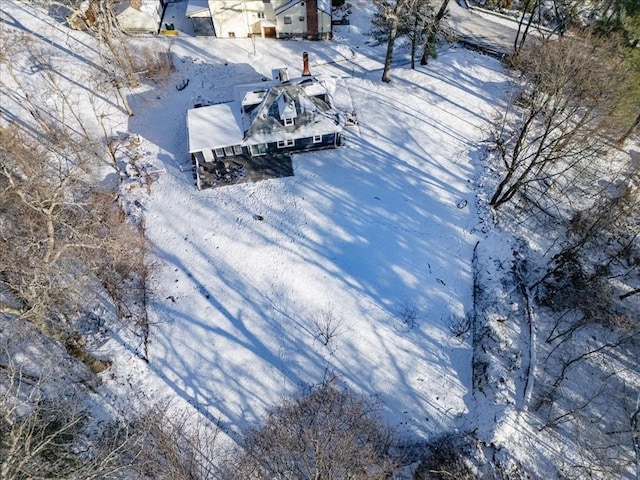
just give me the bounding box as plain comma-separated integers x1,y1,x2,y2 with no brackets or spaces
214,148,225,157
250,144,267,156
277,139,295,148
284,117,294,126
313,135,322,143
283,16,292,24
233,145,243,155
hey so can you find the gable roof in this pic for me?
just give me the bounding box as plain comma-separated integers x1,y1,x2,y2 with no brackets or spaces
185,0,209,17
275,0,331,15
187,102,244,152
241,77,341,145
187,75,342,152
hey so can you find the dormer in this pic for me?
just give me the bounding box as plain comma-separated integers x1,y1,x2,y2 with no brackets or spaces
277,92,297,126
241,90,268,114
271,67,289,83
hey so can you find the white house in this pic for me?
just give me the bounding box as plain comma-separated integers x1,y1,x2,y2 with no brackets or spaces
185,0,332,39
115,0,165,34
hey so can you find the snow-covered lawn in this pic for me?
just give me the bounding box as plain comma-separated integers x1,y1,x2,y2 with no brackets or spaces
118,18,509,439
4,1,638,476
1,0,510,444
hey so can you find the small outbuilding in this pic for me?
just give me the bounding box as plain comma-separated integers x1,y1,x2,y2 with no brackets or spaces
115,0,166,34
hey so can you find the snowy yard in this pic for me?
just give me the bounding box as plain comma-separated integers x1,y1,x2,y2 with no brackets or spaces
111,11,510,440
3,0,638,476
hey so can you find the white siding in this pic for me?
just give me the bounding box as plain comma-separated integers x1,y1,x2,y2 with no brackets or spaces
209,0,270,37
275,2,306,37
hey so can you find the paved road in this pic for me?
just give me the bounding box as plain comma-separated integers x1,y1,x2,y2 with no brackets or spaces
446,1,521,56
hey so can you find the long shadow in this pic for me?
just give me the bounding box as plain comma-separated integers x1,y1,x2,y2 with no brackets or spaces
1,1,106,73
127,57,266,182
136,37,506,437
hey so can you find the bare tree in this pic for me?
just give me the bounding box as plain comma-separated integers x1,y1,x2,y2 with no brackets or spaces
123,402,222,480
0,26,149,365
414,433,476,480
225,377,398,479
0,351,139,479
0,126,146,369
313,304,344,346
489,33,634,208
64,0,139,85
419,0,449,65
373,0,413,82
618,111,640,144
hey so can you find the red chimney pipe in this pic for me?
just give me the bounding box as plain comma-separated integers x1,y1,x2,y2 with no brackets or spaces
302,52,311,76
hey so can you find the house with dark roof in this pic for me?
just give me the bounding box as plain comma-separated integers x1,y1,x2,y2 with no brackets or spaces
185,0,332,39
187,55,343,189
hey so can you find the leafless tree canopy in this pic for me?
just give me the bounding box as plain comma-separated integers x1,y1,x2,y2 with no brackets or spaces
0,126,146,366
490,32,636,208
226,379,398,480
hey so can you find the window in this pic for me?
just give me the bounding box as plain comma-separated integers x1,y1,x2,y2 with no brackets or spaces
257,12,265,19
284,16,292,24
228,32,235,38
201,150,214,163
214,148,225,157
299,16,305,22
250,143,267,156
313,135,322,143
277,139,295,148
224,146,234,156
284,117,294,126
233,145,243,155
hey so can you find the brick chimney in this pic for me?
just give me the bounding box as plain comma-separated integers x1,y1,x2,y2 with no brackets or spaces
306,0,318,39
302,52,311,76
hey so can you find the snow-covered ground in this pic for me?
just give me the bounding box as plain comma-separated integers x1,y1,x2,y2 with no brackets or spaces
4,1,638,476
92,1,510,441
8,0,584,460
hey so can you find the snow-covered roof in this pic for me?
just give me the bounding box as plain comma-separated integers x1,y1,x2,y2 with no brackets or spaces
275,0,331,15
300,79,328,98
242,76,342,145
114,0,161,17
241,90,269,109
189,76,342,152
234,81,275,105
185,0,210,17
277,92,298,120
187,103,244,152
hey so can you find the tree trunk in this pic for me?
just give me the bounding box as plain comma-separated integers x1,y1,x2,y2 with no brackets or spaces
515,0,538,54
410,17,418,69
382,14,400,83
420,0,449,65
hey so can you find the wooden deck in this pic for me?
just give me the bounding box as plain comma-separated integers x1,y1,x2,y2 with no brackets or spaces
194,153,294,189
